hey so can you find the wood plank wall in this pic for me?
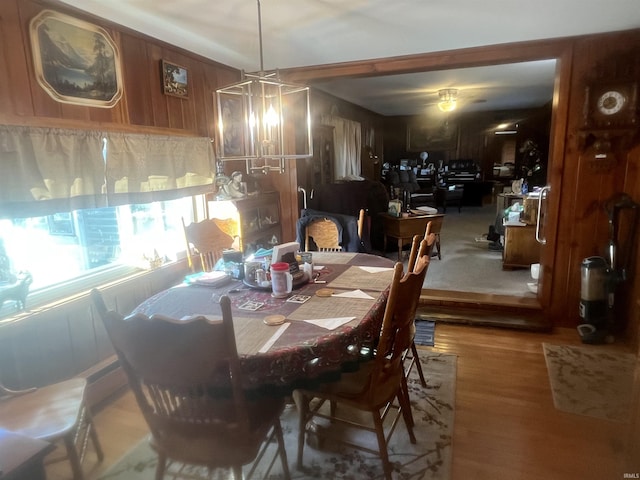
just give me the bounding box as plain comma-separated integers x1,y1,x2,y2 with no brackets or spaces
0,262,188,389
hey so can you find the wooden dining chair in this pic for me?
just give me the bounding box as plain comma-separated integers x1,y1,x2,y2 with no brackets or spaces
0,378,104,480
407,230,437,273
182,217,235,272
91,289,291,480
293,245,430,480
304,217,342,252
424,214,445,259
403,233,436,389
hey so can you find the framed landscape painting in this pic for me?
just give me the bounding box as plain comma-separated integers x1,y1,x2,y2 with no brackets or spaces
29,10,123,108
162,60,189,98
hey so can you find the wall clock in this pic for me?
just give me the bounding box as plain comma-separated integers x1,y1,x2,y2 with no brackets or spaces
584,81,638,129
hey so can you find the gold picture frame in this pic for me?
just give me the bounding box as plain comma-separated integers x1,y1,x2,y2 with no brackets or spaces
29,10,123,108
162,60,189,98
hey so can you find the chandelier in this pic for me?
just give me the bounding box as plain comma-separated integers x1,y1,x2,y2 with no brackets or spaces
216,0,312,174
437,89,458,112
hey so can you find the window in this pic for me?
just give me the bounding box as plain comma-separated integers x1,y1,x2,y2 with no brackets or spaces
0,197,194,316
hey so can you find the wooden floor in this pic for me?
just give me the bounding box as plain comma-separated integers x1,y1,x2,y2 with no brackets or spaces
46,323,638,480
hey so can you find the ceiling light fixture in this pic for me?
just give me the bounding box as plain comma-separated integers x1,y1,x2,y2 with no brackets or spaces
216,0,312,174
437,89,458,112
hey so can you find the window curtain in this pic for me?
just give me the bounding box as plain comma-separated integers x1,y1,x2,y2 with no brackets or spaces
104,133,215,205
321,115,362,180
0,126,216,218
0,125,107,218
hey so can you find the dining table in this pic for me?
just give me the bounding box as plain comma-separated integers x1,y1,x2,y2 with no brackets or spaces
131,251,397,396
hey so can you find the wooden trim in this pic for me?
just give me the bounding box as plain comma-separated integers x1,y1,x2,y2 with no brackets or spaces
281,36,574,83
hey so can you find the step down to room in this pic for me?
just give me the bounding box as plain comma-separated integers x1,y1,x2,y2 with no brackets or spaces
418,288,550,331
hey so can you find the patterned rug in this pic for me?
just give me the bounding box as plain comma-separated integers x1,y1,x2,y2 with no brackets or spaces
543,343,636,422
99,352,456,480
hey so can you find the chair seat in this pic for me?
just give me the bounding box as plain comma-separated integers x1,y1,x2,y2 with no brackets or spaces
303,361,403,410
0,378,86,441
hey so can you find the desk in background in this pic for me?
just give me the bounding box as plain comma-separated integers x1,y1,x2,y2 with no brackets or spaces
379,212,444,261
131,252,395,395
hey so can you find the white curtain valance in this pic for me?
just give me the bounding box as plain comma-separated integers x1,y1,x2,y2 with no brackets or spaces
104,133,215,205
0,125,106,217
0,125,216,217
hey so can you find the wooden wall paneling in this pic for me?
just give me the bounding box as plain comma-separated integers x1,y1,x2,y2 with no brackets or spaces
181,57,204,135
145,43,170,129
120,32,155,127
537,43,574,320
36,311,80,383
0,322,22,388
189,62,211,138
0,0,34,118
90,305,116,364
270,167,299,243
547,31,640,330
623,146,640,351
15,314,74,388
16,1,64,120
67,304,103,373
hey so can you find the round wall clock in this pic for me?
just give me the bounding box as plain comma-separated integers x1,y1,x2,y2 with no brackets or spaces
596,90,626,115
585,81,638,128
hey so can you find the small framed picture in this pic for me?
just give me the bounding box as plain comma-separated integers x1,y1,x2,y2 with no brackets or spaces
161,60,189,98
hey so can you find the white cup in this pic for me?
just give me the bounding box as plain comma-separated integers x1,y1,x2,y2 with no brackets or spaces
270,262,293,298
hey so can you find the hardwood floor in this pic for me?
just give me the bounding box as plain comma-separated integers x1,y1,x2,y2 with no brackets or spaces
46,323,638,480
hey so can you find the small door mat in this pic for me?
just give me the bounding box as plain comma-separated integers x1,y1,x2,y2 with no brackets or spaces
415,319,435,346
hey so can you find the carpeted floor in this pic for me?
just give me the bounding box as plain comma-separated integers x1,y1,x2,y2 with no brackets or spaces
99,351,457,480
388,204,535,296
543,343,636,422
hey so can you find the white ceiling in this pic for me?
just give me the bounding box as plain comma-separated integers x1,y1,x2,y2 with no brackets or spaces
58,0,640,117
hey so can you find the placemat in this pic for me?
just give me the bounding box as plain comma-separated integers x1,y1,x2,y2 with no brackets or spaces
328,265,395,291
287,294,376,324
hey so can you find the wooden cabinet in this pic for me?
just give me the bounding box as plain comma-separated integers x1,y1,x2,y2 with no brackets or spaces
502,223,541,269
207,192,282,254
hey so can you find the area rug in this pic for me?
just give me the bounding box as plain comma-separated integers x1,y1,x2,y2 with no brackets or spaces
99,352,456,480
542,343,636,422
415,320,436,346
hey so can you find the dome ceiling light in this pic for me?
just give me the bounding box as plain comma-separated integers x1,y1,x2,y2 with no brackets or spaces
437,89,458,112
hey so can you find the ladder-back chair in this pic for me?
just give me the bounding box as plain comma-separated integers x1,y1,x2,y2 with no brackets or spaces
91,289,290,480
304,218,342,252
294,245,430,480
182,217,235,272
404,233,436,389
